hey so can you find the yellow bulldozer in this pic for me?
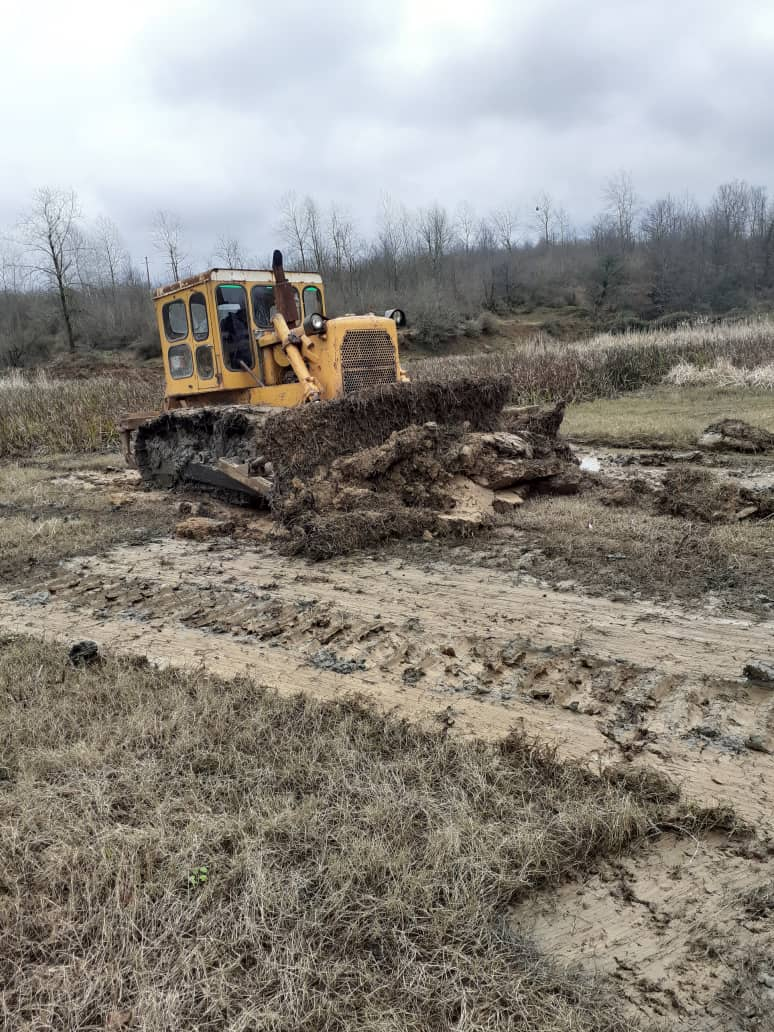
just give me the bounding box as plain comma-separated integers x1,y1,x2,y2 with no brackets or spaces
119,250,542,560
120,249,418,499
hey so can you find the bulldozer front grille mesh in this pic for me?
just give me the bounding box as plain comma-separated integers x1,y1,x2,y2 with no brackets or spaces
340,330,398,393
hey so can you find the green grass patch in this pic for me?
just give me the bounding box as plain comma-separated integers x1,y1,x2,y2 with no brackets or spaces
564,386,774,449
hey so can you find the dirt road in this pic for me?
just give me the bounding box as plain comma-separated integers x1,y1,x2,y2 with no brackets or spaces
2,535,773,823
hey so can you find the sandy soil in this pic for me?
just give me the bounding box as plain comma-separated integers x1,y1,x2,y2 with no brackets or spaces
2,455,774,1028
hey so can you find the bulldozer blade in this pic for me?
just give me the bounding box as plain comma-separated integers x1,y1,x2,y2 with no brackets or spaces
184,461,270,500
261,375,513,488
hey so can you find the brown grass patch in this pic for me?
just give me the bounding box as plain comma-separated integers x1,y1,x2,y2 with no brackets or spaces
430,493,774,614
409,318,774,404
0,636,677,1030
657,468,741,522
0,371,161,457
0,456,173,584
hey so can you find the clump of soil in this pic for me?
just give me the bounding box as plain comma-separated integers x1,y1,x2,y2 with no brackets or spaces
264,388,577,559
657,468,741,522
700,418,774,453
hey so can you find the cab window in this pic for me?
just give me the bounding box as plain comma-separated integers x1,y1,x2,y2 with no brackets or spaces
252,284,301,326
196,345,215,380
303,286,323,317
162,299,188,342
216,284,254,371
251,285,275,328
190,292,209,341
168,343,193,379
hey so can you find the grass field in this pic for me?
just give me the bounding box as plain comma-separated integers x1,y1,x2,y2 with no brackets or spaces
411,316,774,405
0,635,685,1031
0,455,173,582
0,371,161,457
564,384,774,448
2,319,773,1028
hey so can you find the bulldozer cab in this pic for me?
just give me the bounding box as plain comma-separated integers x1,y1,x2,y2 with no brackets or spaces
153,269,326,403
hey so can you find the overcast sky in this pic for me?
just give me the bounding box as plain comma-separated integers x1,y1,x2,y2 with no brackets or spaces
1,0,773,276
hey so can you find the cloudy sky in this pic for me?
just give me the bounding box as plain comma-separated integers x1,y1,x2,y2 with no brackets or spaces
1,0,773,275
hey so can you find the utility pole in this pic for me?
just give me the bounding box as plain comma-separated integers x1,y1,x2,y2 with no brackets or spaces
144,256,151,291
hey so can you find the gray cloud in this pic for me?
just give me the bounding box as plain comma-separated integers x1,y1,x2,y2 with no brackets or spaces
1,0,773,277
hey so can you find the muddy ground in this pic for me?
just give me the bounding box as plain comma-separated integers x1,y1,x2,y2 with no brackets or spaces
2,441,774,1030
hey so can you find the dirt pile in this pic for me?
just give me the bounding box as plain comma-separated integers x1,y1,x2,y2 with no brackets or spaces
699,418,774,452
657,468,742,522
262,385,577,558
657,468,774,523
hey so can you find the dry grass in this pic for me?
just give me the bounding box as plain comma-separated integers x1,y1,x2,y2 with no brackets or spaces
0,456,173,583
665,358,774,389
409,316,774,404
0,635,678,1030
564,385,774,449
0,371,160,457
478,494,774,612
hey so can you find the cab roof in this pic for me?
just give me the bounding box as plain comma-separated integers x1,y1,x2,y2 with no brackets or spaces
153,267,324,300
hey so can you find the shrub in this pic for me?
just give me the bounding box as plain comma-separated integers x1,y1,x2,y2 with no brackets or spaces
408,316,774,404
477,309,501,335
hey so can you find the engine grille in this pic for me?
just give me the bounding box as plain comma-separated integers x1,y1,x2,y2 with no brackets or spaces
340,330,398,394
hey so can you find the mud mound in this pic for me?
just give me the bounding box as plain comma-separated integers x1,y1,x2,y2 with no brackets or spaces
262,376,512,484
657,468,741,522
699,418,774,452
271,396,577,558
134,382,576,558
135,405,267,487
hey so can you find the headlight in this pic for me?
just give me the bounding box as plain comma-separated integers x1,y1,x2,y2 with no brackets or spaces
303,312,326,335
385,308,407,328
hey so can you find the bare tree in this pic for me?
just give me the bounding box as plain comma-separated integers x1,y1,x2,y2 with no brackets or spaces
417,203,454,275
711,180,752,239
476,215,497,252
533,192,556,245
94,215,128,296
153,210,186,281
304,197,328,272
329,203,356,277
377,193,402,291
17,187,82,352
603,171,638,249
454,201,477,253
555,206,574,247
278,192,309,267
214,235,246,268
490,207,518,251
0,244,29,365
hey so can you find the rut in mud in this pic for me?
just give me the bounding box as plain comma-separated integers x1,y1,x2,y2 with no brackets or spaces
4,536,774,825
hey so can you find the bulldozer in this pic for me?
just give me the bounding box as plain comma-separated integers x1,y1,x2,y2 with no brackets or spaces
120,250,413,499
119,250,574,557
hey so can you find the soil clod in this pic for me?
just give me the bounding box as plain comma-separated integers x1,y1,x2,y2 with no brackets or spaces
67,639,101,666
744,659,774,685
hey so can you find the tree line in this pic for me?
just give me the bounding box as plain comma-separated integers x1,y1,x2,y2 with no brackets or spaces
3,173,774,363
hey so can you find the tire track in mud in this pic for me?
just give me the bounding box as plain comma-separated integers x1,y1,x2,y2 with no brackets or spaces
2,537,774,823
513,830,774,1031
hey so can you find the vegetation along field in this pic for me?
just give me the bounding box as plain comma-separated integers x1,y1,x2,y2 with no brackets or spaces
2,317,774,1031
